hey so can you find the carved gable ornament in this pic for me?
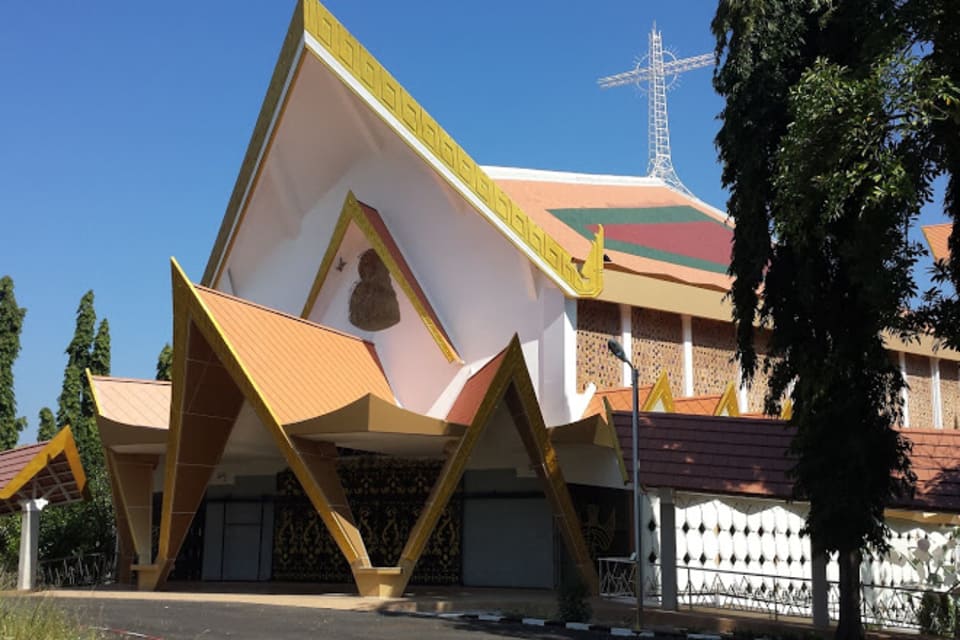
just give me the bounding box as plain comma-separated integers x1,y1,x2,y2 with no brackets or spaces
349,249,400,331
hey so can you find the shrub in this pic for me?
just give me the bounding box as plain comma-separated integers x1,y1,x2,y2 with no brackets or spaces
556,577,592,623
917,590,956,637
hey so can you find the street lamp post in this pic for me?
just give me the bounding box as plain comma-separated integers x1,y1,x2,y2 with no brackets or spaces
607,339,643,630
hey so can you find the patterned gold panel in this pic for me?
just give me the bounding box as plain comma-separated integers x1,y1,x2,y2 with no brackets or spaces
301,0,604,297
906,354,934,429
632,308,684,398
942,361,960,430
273,458,461,585
692,317,738,396
576,300,621,392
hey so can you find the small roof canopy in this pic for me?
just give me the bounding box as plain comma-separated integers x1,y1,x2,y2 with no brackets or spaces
0,427,87,514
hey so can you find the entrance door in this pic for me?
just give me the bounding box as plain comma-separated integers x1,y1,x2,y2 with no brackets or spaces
202,499,273,581
462,497,554,588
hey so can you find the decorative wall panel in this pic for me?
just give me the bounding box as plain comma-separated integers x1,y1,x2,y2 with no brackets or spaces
568,485,630,561
942,360,960,430
691,317,738,396
632,309,683,398
273,457,461,584
743,331,780,415
576,300,622,392
905,354,934,429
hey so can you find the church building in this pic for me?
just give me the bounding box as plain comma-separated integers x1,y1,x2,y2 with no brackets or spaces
90,0,960,620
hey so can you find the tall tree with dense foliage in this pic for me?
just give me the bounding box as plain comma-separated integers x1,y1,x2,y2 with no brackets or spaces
712,1,959,638
0,276,27,451
37,407,56,442
41,290,115,562
56,291,95,434
156,343,172,381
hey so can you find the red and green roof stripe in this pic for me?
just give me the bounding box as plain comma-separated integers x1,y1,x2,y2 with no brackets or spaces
548,206,732,274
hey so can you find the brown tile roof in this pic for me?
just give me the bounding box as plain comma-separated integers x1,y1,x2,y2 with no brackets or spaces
673,394,723,416
89,376,170,430
923,223,951,262
0,428,87,514
612,411,960,513
195,285,395,426
446,351,507,425
0,443,47,488
493,177,733,290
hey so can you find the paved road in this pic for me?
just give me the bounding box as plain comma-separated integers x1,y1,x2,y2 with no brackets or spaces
54,598,606,640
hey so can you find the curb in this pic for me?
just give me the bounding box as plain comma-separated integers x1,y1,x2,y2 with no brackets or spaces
425,611,723,639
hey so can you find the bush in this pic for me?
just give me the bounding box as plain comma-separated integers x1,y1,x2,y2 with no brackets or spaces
918,590,956,637
556,577,592,623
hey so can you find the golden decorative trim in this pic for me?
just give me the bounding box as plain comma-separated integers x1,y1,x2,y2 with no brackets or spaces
204,6,307,286
206,0,604,296
643,371,675,412
301,191,461,363
601,396,630,485
781,399,793,420
0,426,88,503
395,336,599,596
302,0,604,297
153,258,372,590
715,381,741,417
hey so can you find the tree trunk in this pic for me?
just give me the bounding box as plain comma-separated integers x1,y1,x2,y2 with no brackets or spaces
835,548,864,640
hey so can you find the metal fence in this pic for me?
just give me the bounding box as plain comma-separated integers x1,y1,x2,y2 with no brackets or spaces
598,557,931,630
37,552,116,588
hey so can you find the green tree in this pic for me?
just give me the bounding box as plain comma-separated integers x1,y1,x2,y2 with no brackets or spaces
0,276,27,451
156,343,172,381
42,291,115,562
712,2,959,638
37,407,56,442
56,291,95,434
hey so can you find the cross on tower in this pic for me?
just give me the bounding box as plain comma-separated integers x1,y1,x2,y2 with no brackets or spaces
598,24,713,197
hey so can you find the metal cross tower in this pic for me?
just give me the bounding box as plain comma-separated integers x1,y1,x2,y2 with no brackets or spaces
598,25,713,197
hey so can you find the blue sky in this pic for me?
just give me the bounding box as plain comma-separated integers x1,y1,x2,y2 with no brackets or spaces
0,1,947,444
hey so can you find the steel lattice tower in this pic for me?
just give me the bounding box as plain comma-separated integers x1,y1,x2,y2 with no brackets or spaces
598,25,713,197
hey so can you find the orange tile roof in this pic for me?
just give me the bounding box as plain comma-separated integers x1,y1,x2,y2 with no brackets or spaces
493,177,733,290
89,376,170,430
673,394,723,416
923,223,951,262
584,387,654,419
446,351,508,425
195,285,395,426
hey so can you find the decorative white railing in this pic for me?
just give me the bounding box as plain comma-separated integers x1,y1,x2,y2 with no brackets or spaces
598,558,933,630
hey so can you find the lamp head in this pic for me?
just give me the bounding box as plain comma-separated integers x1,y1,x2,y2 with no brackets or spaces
607,339,628,364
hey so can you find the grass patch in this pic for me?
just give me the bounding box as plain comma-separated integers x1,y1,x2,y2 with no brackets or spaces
0,595,102,639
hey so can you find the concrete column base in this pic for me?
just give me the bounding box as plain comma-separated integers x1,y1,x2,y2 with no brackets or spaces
17,498,48,591
812,551,829,628
659,489,678,611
